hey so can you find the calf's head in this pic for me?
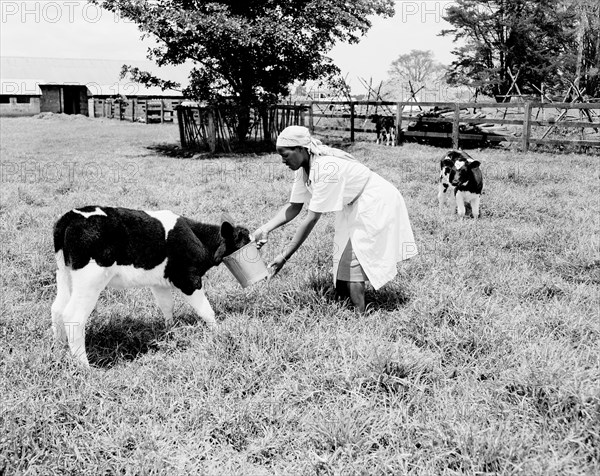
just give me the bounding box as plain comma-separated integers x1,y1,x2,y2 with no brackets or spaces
214,220,251,263
451,158,481,189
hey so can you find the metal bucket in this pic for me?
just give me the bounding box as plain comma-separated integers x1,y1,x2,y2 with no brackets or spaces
223,242,269,288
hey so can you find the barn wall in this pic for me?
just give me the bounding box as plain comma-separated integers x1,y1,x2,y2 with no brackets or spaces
39,85,89,115
40,86,62,113
0,97,41,116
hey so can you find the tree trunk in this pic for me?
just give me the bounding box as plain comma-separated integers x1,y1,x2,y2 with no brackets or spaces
236,103,251,143
259,104,270,143
574,7,587,90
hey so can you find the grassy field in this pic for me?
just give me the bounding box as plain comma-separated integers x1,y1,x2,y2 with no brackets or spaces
1,114,598,475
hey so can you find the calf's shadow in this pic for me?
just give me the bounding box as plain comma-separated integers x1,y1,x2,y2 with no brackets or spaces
84,312,203,368
82,274,412,367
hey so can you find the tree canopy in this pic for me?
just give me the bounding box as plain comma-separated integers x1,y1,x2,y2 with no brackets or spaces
441,0,600,100
386,49,446,97
388,50,445,86
93,0,394,139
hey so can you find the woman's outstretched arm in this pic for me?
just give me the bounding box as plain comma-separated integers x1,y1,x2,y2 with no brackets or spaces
253,202,304,245
269,210,322,276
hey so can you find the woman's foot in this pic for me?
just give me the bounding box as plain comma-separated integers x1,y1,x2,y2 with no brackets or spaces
335,280,366,313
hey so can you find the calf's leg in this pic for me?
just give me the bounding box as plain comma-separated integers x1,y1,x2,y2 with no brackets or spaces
456,192,466,218
183,288,217,329
471,195,481,218
51,264,71,347
61,262,112,367
151,286,174,325
437,186,448,211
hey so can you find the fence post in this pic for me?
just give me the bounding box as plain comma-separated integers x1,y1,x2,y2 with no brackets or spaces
452,103,460,149
144,100,149,124
131,99,135,122
350,102,355,142
522,102,532,152
207,106,217,153
396,102,403,145
160,100,165,123
177,107,186,148
308,101,314,132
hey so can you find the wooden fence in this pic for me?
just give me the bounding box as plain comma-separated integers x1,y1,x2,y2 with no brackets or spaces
90,98,182,124
175,100,599,152
305,100,600,151
177,104,308,152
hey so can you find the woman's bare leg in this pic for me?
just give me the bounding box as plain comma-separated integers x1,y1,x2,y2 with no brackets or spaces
348,281,366,313
336,280,366,313
335,279,350,300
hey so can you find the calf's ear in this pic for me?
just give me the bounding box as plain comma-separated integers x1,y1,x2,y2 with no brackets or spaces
214,221,237,263
469,160,481,168
221,212,234,224
220,221,234,240
460,150,475,161
441,158,454,168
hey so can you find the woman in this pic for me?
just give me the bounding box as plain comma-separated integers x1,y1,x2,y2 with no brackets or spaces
253,125,417,312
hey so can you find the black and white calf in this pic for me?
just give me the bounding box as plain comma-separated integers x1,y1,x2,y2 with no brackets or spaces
437,150,484,218
448,150,483,218
371,114,396,146
51,206,251,367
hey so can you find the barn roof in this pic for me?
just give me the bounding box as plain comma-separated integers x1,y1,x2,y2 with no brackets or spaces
1,78,43,95
0,56,190,97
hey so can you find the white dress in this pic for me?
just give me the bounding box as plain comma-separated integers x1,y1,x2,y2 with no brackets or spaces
289,154,417,290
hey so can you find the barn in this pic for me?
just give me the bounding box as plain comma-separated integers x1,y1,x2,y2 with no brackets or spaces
0,57,189,117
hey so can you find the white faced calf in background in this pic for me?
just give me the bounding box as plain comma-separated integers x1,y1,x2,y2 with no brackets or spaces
449,151,484,218
51,206,251,367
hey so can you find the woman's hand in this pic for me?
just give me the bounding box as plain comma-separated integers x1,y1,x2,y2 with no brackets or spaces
252,227,269,249
268,254,287,278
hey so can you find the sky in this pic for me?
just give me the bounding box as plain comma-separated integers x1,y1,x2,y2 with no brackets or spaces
1,0,457,91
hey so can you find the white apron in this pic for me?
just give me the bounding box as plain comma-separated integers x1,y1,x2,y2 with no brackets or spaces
289,154,417,290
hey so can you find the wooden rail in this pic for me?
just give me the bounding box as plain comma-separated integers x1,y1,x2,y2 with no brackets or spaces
304,100,600,151
91,98,181,124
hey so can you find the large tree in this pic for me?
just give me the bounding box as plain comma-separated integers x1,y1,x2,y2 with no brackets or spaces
441,0,599,100
385,49,446,99
388,50,445,86
93,0,394,140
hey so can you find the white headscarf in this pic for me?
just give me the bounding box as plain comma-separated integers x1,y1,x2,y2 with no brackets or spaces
276,125,355,161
